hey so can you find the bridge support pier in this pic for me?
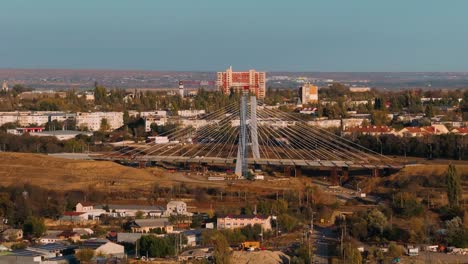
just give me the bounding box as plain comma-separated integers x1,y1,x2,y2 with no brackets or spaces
139,161,146,168
284,166,293,177
340,167,349,185
295,166,302,177
371,168,380,177
330,167,338,185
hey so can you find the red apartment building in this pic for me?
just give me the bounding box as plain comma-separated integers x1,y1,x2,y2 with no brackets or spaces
217,66,266,99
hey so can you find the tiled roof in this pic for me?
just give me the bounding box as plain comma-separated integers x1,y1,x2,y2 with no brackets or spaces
454,127,468,133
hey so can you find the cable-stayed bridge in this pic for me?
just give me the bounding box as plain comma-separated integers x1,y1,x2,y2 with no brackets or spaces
98,93,402,179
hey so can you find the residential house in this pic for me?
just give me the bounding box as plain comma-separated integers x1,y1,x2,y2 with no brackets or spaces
452,127,468,135
398,125,449,137
217,215,272,231
1,229,23,241
130,218,173,234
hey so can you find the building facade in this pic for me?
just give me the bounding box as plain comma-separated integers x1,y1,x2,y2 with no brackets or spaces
299,84,318,104
76,112,123,131
217,215,272,231
217,66,266,99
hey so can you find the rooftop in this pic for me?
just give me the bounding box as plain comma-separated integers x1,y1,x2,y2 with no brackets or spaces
133,218,170,228
219,214,270,220
95,204,165,211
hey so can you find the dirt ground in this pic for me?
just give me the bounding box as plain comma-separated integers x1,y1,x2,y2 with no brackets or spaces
231,250,290,264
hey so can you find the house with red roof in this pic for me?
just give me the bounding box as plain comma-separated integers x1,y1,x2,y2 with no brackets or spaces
398,124,449,137
452,127,468,135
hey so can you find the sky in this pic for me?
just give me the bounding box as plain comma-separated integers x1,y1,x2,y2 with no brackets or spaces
1,0,468,72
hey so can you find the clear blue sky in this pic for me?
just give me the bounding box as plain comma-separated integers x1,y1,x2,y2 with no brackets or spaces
1,0,468,72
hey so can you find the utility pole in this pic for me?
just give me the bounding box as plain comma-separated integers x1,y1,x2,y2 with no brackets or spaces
309,212,315,264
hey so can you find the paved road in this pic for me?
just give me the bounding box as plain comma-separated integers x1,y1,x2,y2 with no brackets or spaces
311,226,336,264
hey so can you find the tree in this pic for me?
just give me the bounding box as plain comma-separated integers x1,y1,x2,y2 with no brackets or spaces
371,110,390,126
76,248,95,263
425,104,435,118
139,235,174,258
278,214,298,232
135,210,145,219
366,209,387,235
342,243,362,264
99,118,111,132
446,164,461,208
211,232,231,264
23,216,46,238
387,242,404,259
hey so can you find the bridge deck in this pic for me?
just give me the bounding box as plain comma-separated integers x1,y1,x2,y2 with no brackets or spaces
98,155,402,169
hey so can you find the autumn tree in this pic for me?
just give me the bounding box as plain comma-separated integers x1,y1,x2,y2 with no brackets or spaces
99,118,111,132
76,248,94,263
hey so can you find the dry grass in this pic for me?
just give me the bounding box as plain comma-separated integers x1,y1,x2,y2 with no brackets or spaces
397,163,468,177
0,152,313,194
0,152,159,192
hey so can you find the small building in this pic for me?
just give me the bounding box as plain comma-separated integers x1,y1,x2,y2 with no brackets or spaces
6,127,45,135
116,233,144,244
80,239,125,258
183,230,202,247
56,231,80,243
165,201,191,216
343,125,395,136
349,87,371,93
39,231,66,244
59,212,89,223
75,202,94,212
217,215,272,231
130,218,174,234
1,229,23,241
29,130,93,141
94,204,165,218
178,248,213,262
72,228,94,236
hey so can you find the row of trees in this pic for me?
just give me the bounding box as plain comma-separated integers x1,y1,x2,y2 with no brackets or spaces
348,134,468,160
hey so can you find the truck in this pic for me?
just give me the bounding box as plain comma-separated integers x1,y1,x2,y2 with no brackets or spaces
240,241,260,251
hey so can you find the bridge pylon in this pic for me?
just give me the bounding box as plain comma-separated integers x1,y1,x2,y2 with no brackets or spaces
235,94,260,178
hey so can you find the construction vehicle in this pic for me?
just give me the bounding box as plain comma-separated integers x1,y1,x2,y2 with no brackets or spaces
239,241,260,251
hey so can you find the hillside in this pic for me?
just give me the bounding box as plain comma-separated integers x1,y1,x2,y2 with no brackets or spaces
0,152,159,192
